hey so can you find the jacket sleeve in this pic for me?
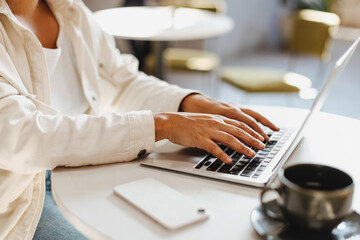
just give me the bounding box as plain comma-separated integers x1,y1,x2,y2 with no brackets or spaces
0,75,155,174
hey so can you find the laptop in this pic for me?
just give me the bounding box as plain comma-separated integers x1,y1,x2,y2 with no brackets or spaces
141,38,360,187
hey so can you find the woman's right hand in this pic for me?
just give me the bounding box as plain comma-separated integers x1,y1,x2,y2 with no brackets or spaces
153,112,266,164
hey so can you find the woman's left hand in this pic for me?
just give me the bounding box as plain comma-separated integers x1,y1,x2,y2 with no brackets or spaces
179,94,280,141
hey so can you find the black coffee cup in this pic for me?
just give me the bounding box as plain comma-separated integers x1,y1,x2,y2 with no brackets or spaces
261,163,354,231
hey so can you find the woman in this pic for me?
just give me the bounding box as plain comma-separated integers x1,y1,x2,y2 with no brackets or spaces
0,0,278,239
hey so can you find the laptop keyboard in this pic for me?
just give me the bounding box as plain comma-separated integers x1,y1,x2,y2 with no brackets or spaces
194,128,292,179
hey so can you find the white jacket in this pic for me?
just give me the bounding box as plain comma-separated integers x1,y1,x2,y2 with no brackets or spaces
0,0,194,239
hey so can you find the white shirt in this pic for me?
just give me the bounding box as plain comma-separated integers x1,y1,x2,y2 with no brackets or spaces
0,0,196,239
43,29,89,115
0,0,197,240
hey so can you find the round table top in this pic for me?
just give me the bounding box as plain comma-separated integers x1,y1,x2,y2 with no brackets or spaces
51,106,360,240
94,6,234,41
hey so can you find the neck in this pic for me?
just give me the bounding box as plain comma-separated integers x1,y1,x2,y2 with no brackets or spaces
6,0,40,15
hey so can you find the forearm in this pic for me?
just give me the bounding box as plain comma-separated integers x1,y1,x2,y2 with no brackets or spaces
113,71,195,113
0,95,155,173
98,29,196,113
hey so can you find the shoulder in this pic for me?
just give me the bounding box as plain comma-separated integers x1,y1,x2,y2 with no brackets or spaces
71,1,107,51
74,0,103,36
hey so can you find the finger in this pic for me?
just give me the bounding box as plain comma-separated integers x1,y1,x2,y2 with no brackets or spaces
216,122,265,150
202,139,233,164
224,118,265,142
233,111,269,141
211,131,256,159
241,108,279,131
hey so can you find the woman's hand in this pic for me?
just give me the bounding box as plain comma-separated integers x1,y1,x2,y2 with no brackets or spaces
154,112,266,164
179,94,279,141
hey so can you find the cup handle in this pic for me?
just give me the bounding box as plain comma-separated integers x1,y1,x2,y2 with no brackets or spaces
260,184,284,221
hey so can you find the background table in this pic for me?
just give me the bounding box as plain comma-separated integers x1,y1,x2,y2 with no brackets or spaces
52,106,360,240
94,6,234,79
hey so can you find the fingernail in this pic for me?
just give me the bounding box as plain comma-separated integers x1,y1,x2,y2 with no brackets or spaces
250,149,256,157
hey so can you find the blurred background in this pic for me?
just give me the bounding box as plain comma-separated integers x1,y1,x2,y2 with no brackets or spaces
84,0,360,120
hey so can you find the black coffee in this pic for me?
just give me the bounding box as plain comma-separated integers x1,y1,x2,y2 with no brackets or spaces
284,164,353,191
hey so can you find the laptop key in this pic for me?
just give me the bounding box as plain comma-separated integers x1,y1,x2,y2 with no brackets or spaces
232,152,242,161
240,157,251,164
267,140,278,145
241,170,253,177
217,161,236,173
218,144,228,151
252,157,263,163
248,161,260,168
195,158,208,169
237,161,247,166
217,166,232,173
225,148,235,156
204,161,211,166
206,159,223,171
258,150,270,155
258,165,267,171
245,166,257,171
228,164,245,175
256,155,266,160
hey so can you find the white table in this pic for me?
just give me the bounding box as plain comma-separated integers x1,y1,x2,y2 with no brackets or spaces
52,106,360,240
94,6,234,79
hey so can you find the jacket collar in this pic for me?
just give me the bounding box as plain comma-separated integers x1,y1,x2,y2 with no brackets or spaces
0,0,77,25
0,1,17,22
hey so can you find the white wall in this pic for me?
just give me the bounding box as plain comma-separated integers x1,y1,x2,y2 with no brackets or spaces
215,0,283,60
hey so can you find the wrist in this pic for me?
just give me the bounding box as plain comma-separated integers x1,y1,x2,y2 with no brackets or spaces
179,93,203,112
153,113,172,142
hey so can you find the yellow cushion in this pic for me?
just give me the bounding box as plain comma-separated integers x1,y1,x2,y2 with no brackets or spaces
159,0,227,13
220,67,312,92
164,48,219,72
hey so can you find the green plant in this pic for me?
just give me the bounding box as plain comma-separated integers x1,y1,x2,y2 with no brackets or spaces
280,0,336,12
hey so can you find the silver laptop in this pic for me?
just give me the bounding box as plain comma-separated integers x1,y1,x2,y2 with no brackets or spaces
141,38,360,187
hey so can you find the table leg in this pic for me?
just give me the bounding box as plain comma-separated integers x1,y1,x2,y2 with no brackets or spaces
153,41,168,80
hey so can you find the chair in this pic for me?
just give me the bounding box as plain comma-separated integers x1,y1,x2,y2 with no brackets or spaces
158,0,225,73
145,0,226,95
288,9,341,61
163,48,219,72
220,9,340,95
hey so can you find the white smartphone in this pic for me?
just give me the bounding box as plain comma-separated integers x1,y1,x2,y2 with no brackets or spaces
113,178,210,230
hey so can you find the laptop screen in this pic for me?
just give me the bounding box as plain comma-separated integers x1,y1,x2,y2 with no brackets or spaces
278,37,360,168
